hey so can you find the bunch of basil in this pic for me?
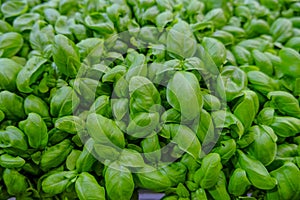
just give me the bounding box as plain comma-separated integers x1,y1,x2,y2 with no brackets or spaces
0,0,300,199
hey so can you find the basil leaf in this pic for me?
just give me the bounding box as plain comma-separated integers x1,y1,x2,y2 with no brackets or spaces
217,66,247,102
233,90,259,130
105,162,134,200
167,71,203,120
270,116,300,137
268,91,300,118
86,113,125,148
212,110,244,139
135,165,172,192
0,91,26,120
141,134,161,163
202,37,227,67
278,48,300,78
267,162,300,200
207,171,231,200
0,154,25,168
167,20,197,59
127,112,160,138
237,149,277,190
119,148,145,168
42,171,77,195
170,124,202,160
160,162,187,187
24,95,50,119
75,172,106,200
194,153,222,189
76,138,97,172
3,168,28,195
0,58,22,91
52,34,81,78
247,125,277,166
247,71,279,95
270,18,293,43
19,113,48,149
252,49,273,76
0,126,28,151
129,76,161,114
50,86,80,117
228,168,251,196
55,116,85,135
0,32,24,58
40,139,73,171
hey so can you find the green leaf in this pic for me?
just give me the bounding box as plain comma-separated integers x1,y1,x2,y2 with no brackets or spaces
167,20,197,59
111,98,128,121
171,124,202,160
207,171,231,200
217,66,247,102
0,154,25,168
212,139,236,163
160,162,187,187
0,32,24,58
233,90,259,130
40,139,73,171
129,76,161,114
270,18,293,43
0,126,28,151
247,71,279,95
24,95,50,119
231,45,253,65
119,148,145,168
84,13,115,35
19,113,48,149
0,58,22,91
52,34,81,78
278,48,300,78
66,150,81,171
191,188,208,200
203,8,227,28
50,86,80,117
268,162,300,200
42,171,77,195
16,56,48,93
247,125,277,166
245,19,270,38
256,107,275,126
252,50,273,76
268,91,300,118
194,153,222,189
202,37,227,67
76,138,97,172
13,13,40,32
1,0,28,18
286,37,300,51
167,71,203,120
237,149,277,190
127,112,160,138
270,116,300,137
135,165,172,192
86,113,125,148
105,162,134,200
75,172,106,200
76,38,104,65
212,110,244,139
55,116,85,134
141,134,161,163
228,168,251,196
3,169,28,195
89,95,112,118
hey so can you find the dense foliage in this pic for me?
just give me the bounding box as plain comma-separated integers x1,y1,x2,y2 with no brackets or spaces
0,0,300,199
